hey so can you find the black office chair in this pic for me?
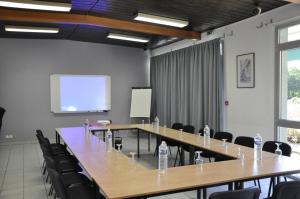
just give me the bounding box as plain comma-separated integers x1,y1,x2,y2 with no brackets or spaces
47,168,104,199
0,107,6,131
270,181,300,199
154,122,183,159
234,136,254,148
201,131,233,162
214,132,233,142
174,125,195,166
263,141,292,197
209,187,260,199
199,128,215,138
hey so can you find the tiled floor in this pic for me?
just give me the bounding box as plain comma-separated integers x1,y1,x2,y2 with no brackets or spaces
0,133,275,199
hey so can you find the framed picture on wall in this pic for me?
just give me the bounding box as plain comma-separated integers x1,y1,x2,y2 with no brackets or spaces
236,53,255,88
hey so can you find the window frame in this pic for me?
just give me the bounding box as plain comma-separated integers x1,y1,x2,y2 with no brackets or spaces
275,20,300,140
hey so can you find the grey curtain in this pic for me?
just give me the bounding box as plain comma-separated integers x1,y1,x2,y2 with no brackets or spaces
150,38,224,131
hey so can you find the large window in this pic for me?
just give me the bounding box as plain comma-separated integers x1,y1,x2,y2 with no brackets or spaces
276,21,300,155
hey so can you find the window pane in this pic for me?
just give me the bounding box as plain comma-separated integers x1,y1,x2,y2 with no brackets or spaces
279,24,300,43
279,127,300,157
280,48,300,121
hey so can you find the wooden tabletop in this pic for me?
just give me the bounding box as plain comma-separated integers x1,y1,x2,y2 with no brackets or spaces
56,125,300,199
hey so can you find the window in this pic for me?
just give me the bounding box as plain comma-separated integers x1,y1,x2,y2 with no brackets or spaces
276,21,300,154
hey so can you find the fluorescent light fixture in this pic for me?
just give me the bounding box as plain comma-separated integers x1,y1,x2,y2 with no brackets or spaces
107,33,149,43
134,13,188,28
5,25,59,33
0,0,71,12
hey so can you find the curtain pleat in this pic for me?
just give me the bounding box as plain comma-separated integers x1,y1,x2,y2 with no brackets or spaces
150,38,224,131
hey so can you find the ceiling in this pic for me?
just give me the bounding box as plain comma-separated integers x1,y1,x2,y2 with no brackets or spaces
0,0,289,49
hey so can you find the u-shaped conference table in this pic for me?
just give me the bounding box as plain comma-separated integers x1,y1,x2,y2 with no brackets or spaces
55,124,300,199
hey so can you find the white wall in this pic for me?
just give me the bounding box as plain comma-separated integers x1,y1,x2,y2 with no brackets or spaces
150,4,300,141
0,39,148,142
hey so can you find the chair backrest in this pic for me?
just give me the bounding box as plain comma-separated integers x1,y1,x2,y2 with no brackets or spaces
171,123,184,130
0,107,6,130
47,168,67,199
183,125,195,134
271,181,300,199
263,141,292,157
209,187,260,199
44,154,57,170
234,136,254,148
214,132,233,142
199,128,215,138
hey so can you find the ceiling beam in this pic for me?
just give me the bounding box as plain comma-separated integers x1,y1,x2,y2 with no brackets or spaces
0,8,201,39
283,0,300,3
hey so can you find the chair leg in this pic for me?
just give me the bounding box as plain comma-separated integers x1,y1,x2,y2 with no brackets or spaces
49,185,53,196
257,179,261,191
46,174,49,183
268,177,274,198
174,147,180,167
208,157,211,163
153,145,158,157
168,146,172,156
43,166,47,175
42,160,45,169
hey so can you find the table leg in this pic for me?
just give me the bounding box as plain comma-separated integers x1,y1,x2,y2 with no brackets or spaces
55,132,58,143
112,131,115,148
180,147,185,166
203,188,207,199
197,189,202,199
137,129,140,158
103,131,105,141
228,182,233,190
148,133,151,152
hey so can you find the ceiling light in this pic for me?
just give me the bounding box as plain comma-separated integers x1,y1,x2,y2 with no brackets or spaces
134,13,188,28
0,0,71,12
5,25,59,33
107,33,149,43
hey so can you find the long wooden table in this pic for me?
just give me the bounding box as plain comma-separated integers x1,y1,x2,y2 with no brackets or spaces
56,124,300,199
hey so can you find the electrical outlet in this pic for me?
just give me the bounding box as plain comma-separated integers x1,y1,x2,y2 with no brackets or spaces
5,134,14,139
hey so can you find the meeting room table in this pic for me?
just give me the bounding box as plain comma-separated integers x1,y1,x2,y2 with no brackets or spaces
55,124,300,199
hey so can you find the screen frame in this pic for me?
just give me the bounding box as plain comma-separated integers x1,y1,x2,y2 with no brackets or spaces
50,74,111,113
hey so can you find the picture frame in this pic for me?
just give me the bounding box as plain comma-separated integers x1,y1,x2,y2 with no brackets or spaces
236,53,255,88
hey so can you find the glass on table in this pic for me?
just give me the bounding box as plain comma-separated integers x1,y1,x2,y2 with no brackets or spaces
236,147,242,159
194,151,204,165
129,152,136,162
240,153,245,166
221,139,227,147
116,144,122,152
142,120,145,127
275,142,282,155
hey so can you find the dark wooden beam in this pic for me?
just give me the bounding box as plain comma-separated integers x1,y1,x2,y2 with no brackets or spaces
0,8,201,39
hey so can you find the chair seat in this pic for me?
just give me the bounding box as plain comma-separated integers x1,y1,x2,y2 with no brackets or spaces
50,143,66,150
54,155,78,164
61,173,92,188
67,184,98,199
162,137,180,147
57,162,82,173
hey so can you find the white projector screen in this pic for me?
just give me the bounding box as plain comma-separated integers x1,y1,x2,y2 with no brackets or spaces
50,74,111,113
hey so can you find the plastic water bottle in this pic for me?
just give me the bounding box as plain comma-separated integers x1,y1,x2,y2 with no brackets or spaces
154,116,160,129
106,129,113,152
204,125,210,146
84,119,89,134
254,133,263,160
158,141,168,172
